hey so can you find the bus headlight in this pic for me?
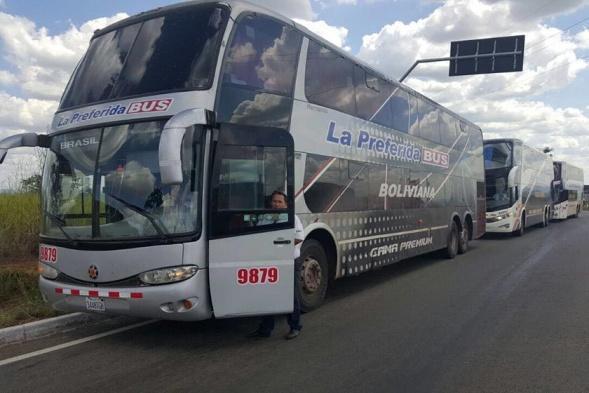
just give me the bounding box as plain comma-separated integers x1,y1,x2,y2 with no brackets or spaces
38,262,58,280
139,266,198,285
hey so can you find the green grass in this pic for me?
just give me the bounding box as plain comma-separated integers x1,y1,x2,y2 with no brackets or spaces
0,193,57,328
0,265,60,328
0,192,41,261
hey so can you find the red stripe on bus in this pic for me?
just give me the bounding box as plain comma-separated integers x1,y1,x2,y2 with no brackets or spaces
55,288,63,294
108,291,120,298
89,290,99,297
130,292,143,299
70,289,80,296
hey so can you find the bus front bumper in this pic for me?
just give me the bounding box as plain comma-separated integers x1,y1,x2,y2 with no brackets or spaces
485,212,515,233
39,269,213,321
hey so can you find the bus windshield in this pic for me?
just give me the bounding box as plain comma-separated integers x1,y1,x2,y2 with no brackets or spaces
41,121,203,240
483,142,512,170
59,4,229,110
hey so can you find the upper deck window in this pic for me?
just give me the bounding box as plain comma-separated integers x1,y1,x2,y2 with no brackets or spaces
60,5,229,110
305,41,356,115
217,14,302,129
483,142,513,170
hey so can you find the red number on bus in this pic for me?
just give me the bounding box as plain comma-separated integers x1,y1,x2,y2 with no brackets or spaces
237,269,248,285
268,267,278,283
249,269,259,284
39,245,57,263
236,267,279,285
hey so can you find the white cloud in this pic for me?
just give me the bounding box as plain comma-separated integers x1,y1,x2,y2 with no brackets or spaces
0,12,128,100
294,19,350,49
481,0,589,21
474,98,589,179
0,12,127,188
357,0,589,182
576,29,589,49
0,93,56,132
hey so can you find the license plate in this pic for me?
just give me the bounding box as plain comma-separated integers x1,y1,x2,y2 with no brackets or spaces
85,297,105,312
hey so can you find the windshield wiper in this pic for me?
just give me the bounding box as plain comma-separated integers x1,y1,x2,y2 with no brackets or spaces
105,193,169,237
44,210,73,241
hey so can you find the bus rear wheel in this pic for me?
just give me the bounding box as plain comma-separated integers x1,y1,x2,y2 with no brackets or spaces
299,239,328,312
458,221,469,254
541,208,549,227
446,222,458,259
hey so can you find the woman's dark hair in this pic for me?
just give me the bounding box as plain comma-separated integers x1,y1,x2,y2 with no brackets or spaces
271,190,287,200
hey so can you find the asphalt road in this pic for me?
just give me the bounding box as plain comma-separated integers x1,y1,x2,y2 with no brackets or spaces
2,215,589,393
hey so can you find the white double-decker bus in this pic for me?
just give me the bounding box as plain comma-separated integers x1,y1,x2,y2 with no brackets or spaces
484,138,554,236
552,161,584,219
0,0,485,320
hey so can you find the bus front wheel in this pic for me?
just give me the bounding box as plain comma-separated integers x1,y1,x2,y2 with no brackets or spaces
514,214,525,237
299,239,328,312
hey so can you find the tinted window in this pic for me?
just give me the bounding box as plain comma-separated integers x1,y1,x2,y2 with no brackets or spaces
483,142,512,169
355,67,393,125
60,5,228,109
303,154,391,213
408,94,419,137
389,89,409,133
306,41,356,115
61,24,141,107
217,15,302,129
211,145,290,237
417,100,440,143
439,111,458,147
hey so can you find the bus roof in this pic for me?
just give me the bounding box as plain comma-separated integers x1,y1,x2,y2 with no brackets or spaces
484,138,523,145
93,0,481,132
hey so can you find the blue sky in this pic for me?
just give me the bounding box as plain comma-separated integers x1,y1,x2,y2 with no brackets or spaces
0,0,588,186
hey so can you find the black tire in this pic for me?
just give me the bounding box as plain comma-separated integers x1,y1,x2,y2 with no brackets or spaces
573,205,580,218
541,208,549,227
446,222,458,259
514,213,525,237
298,239,329,312
458,221,469,255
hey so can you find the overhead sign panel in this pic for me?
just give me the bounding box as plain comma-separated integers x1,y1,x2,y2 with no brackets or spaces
449,35,525,77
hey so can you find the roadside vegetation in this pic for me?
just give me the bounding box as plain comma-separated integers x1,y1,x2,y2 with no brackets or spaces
0,164,62,328
0,191,41,260
0,263,60,328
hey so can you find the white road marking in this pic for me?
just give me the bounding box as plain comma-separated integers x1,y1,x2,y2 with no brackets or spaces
0,319,157,367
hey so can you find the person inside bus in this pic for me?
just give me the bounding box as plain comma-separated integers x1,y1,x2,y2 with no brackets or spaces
248,190,304,339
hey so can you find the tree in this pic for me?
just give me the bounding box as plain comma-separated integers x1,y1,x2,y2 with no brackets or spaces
20,174,42,194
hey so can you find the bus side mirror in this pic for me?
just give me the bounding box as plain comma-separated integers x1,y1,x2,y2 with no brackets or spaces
0,133,49,164
507,165,520,188
159,109,214,185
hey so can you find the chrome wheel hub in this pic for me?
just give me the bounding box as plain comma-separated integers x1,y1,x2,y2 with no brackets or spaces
301,257,322,294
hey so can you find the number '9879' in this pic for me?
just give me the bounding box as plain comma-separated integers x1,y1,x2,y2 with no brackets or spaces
237,267,279,285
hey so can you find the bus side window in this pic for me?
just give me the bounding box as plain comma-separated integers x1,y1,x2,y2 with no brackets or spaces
355,66,393,126
389,89,409,133
408,94,419,138
439,111,458,147
217,14,302,129
211,145,289,237
305,41,356,115
417,100,441,144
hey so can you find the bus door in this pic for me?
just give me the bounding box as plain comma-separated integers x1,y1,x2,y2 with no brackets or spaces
208,124,295,318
